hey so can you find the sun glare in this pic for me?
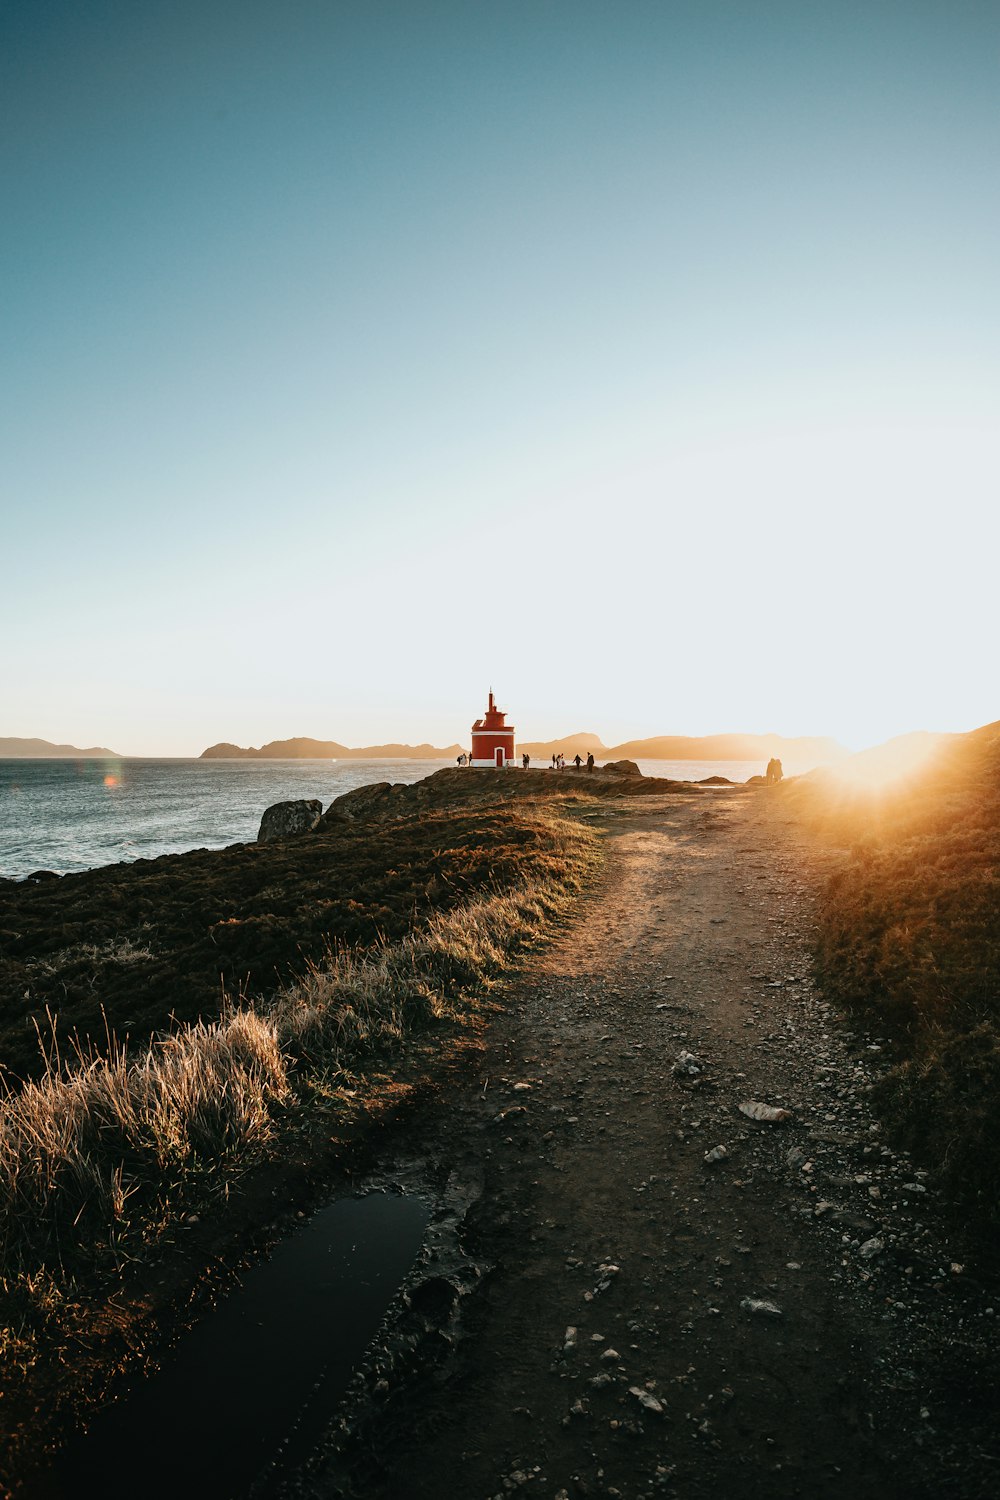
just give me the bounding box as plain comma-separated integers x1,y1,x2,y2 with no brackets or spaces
823,734,945,794
103,774,118,788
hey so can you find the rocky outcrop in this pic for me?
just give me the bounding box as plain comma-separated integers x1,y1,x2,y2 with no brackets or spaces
323,783,397,822
316,764,717,831
257,799,323,843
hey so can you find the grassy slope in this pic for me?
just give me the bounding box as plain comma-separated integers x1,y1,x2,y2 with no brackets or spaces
0,806,575,1083
0,794,599,1477
799,721,1000,1234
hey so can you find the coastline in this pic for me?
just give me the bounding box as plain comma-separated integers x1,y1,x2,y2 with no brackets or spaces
2,751,998,1496
0,758,764,881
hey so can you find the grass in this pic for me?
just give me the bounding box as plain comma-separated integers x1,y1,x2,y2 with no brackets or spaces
0,805,583,1082
0,801,598,1474
793,720,1000,1241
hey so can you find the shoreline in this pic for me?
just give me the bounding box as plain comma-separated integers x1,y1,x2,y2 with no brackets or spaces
0,760,764,883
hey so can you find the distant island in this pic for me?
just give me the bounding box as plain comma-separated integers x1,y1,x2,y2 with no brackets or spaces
0,737,120,758
200,731,848,769
201,737,465,760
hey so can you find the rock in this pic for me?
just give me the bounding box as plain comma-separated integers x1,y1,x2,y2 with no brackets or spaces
628,1386,665,1414
858,1236,885,1260
738,1100,792,1123
704,1145,729,1165
740,1298,783,1317
321,781,395,823
828,1209,876,1235
601,1347,622,1361
405,1275,459,1322
602,759,642,776
257,798,323,843
563,1326,578,1351
24,869,61,882
673,1051,702,1077
592,1263,621,1294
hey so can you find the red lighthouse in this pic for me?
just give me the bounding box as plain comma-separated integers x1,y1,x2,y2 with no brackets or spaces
471,689,515,768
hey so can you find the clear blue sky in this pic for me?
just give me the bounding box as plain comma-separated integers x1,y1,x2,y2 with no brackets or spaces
2,0,997,754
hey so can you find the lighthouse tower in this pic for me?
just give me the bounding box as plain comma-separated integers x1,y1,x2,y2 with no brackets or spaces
471,689,515,768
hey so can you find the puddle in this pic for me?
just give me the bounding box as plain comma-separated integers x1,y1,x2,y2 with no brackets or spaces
35,1191,430,1500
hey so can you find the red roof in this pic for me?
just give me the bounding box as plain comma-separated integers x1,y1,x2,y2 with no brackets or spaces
472,689,514,734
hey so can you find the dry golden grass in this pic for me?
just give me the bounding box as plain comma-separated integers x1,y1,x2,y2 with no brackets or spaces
0,809,597,1280
793,721,1000,1240
0,1010,289,1269
0,806,596,1473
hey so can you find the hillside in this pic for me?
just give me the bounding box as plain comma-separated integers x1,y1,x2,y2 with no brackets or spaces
201,737,464,760
0,802,580,1081
799,717,1000,1238
0,737,120,758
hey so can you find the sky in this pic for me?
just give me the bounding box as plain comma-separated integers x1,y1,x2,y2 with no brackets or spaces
2,0,997,755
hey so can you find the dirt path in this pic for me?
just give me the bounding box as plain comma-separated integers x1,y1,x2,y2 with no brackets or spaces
287,788,996,1500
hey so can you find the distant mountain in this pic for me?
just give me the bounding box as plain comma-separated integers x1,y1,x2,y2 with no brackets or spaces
0,736,120,758
601,733,848,768
201,737,465,760
203,731,847,770
517,732,605,758
518,732,847,771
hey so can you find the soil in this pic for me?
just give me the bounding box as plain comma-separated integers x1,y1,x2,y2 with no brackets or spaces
284,786,999,1500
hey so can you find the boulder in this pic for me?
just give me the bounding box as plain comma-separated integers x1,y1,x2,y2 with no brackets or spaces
321,782,396,823
601,760,642,777
257,798,323,843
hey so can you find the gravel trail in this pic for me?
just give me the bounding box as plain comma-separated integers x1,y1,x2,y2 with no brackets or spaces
296,788,997,1500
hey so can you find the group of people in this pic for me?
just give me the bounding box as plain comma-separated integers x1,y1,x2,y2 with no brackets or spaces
550,751,595,771
456,750,597,771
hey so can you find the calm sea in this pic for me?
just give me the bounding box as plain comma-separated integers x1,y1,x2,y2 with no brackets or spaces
0,757,764,880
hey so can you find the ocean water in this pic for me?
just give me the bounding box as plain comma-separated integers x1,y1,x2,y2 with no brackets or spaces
0,756,765,880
